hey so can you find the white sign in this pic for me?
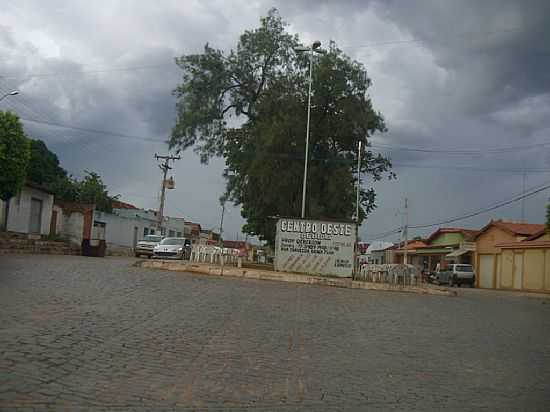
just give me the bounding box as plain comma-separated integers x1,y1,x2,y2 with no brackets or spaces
274,218,356,277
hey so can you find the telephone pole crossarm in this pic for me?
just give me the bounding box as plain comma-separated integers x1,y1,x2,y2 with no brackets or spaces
154,153,181,234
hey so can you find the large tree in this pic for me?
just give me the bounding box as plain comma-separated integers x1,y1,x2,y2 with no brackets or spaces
26,139,115,212
27,139,67,186
171,9,394,244
0,111,31,201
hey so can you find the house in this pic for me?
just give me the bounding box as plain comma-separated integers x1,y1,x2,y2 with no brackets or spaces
199,229,219,244
111,200,139,210
494,236,550,292
0,182,54,236
113,207,185,238
391,228,478,271
389,239,427,268
363,241,394,264
474,220,545,289
184,222,202,244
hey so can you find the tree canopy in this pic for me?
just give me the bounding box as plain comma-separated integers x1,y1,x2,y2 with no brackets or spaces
0,111,31,201
27,139,68,186
171,9,394,245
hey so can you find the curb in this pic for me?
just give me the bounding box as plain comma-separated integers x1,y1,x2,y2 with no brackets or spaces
138,260,455,297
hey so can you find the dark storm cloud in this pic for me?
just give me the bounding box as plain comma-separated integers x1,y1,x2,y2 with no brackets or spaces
1,1,549,240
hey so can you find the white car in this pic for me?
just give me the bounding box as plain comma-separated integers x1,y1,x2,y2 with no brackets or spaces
134,234,163,258
152,237,191,260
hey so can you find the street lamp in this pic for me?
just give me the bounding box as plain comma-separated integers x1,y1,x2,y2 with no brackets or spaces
0,90,19,102
294,41,326,219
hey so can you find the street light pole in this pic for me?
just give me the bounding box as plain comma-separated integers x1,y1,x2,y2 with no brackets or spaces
0,90,19,102
295,41,325,219
301,47,314,219
354,140,362,277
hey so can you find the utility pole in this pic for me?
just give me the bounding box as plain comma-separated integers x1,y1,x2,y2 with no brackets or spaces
219,200,226,275
521,167,527,222
403,197,409,265
354,140,362,277
301,46,314,219
155,153,180,235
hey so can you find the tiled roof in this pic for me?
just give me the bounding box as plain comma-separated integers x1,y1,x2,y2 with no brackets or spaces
476,220,545,238
494,221,545,236
526,228,547,241
427,228,479,243
112,200,138,210
497,240,550,249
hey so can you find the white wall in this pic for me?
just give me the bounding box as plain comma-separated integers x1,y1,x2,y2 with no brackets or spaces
64,211,85,246
94,211,154,248
2,186,53,235
113,208,185,238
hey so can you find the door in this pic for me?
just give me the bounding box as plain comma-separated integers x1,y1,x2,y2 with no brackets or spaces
50,210,58,236
29,198,42,234
513,253,523,290
479,254,495,289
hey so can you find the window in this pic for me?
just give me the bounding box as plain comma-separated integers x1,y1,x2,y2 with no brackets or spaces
144,227,149,237
177,231,182,237
169,230,175,237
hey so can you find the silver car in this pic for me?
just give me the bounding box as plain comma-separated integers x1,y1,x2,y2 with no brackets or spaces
152,237,191,260
135,234,163,258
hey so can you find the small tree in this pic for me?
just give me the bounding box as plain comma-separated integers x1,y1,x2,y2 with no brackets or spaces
77,171,118,213
0,111,30,201
546,203,550,234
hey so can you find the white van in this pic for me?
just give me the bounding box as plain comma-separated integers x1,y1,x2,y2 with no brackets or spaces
434,263,475,287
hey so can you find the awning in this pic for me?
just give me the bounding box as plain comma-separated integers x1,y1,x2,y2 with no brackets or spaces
445,249,469,258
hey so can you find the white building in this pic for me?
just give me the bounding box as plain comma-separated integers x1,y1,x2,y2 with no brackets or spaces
363,241,395,264
0,183,54,236
113,208,185,239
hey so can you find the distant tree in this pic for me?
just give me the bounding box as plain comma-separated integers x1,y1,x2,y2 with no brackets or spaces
171,9,394,245
0,111,30,201
77,171,118,213
546,203,550,233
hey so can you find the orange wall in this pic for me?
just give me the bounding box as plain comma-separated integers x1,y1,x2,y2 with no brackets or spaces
476,226,517,254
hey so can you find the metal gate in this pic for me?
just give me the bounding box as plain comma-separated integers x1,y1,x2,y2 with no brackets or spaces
478,254,495,288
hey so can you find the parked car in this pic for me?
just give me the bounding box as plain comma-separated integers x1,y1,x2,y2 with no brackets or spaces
434,263,475,287
152,237,192,260
134,234,163,258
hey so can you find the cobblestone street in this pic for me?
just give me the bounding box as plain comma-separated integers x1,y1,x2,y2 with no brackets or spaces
1,255,549,411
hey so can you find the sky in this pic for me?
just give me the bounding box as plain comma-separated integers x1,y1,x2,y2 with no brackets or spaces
1,0,550,243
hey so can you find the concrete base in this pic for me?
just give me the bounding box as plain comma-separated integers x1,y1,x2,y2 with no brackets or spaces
138,260,455,297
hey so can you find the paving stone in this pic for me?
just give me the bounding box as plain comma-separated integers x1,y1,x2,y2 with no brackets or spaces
1,254,549,410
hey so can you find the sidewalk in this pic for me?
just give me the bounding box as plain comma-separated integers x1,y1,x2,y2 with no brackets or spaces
138,260,455,297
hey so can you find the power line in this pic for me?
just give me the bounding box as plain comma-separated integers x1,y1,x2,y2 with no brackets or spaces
370,139,550,155
365,179,550,240
337,27,527,50
19,117,166,144
409,180,550,229
2,63,175,81
3,27,542,82
391,163,550,174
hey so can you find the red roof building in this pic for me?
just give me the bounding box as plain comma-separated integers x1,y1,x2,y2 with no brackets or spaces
112,200,138,210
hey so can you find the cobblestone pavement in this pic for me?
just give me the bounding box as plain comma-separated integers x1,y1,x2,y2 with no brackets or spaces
1,255,549,411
